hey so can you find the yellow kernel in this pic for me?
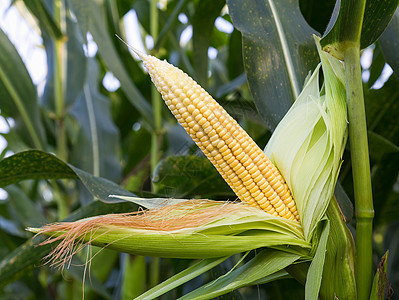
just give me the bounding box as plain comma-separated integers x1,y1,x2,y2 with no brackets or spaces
186,89,194,97
254,193,265,202
235,165,246,175
253,175,265,184
275,185,284,194
219,162,227,169
246,182,256,190
224,153,233,161
244,161,254,169
219,145,228,153
187,104,195,113
264,188,274,198
241,172,252,183
171,99,179,106
252,189,261,198
230,143,240,152
192,109,200,117
196,116,205,125
225,122,233,131
249,185,259,194
210,150,218,157
203,122,213,134
229,160,239,169
230,176,240,183
236,152,245,160
198,135,206,142
181,96,190,105
225,169,233,177
240,155,249,164
214,153,222,161
250,169,261,178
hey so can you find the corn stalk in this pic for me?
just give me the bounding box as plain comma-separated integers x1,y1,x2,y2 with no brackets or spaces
341,2,374,298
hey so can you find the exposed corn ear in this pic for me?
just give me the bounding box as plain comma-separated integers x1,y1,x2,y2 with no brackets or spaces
134,50,299,221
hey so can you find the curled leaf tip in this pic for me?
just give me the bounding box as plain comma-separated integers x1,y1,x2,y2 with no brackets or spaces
26,227,40,234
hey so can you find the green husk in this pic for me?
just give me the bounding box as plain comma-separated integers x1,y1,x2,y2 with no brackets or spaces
32,200,309,266
320,198,356,299
265,37,347,240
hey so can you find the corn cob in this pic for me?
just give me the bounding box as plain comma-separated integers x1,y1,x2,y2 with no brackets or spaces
135,50,299,221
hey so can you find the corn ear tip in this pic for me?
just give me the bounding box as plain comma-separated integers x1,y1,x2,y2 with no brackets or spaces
115,34,147,60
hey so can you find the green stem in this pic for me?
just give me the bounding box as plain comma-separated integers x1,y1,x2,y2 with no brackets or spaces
54,0,67,161
149,257,161,288
150,0,162,192
54,0,68,219
149,0,162,287
51,181,68,220
344,46,374,300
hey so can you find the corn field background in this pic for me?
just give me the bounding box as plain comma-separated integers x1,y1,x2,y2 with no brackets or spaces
0,0,399,299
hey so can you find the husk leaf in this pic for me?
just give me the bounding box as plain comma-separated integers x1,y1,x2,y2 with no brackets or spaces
32,200,309,268
265,37,347,239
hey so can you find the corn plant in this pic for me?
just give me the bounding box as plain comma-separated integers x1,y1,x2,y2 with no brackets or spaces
0,0,398,299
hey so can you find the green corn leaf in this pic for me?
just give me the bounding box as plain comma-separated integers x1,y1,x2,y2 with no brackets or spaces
68,0,154,128
379,8,399,78
0,28,46,149
192,0,225,86
41,11,87,111
22,0,63,40
370,251,390,300
69,59,122,183
305,219,329,300
154,0,189,50
227,0,319,130
152,155,233,199
136,257,228,300
179,249,301,300
4,185,48,228
0,150,134,203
